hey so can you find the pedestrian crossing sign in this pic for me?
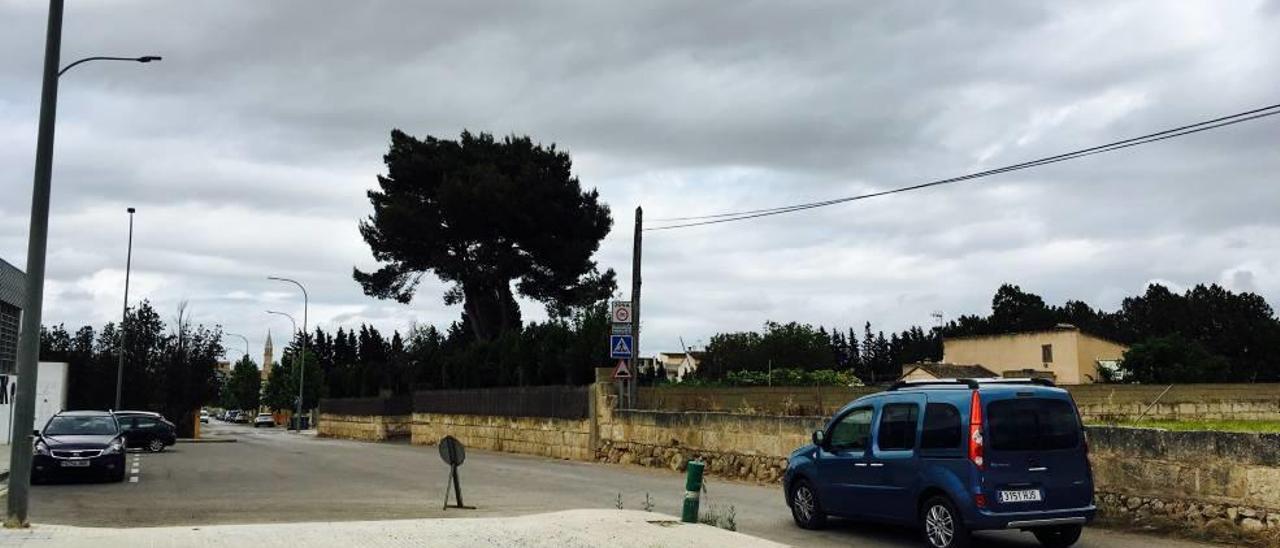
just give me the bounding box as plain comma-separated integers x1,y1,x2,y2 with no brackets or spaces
613,359,632,379
609,335,633,358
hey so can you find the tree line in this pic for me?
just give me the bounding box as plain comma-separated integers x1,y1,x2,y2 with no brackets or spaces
217,303,612,411
945,283,1280,383
695,283,1280,385
39,301,222,436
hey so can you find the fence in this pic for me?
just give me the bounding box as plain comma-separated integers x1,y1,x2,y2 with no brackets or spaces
412,385,590,420
317,395,412,417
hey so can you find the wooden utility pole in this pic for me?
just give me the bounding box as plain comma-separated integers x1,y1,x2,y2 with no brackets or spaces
630,206,642,408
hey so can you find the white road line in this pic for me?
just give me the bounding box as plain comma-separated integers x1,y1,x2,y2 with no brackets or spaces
129,476,138,483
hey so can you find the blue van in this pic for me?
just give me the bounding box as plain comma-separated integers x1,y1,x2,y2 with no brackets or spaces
783,378,1094,548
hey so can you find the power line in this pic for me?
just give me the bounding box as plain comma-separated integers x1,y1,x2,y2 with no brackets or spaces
646,103,1280,231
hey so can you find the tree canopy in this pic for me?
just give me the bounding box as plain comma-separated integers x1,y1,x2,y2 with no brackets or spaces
40,300,223,436
355,130,616,341
223,355,261,411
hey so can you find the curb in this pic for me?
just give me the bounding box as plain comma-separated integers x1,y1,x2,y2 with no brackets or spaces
177,438,237,443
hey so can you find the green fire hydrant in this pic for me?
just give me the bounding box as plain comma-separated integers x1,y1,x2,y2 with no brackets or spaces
681,460,705,523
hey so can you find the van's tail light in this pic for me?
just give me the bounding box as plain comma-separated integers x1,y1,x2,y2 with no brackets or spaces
968,390,985,470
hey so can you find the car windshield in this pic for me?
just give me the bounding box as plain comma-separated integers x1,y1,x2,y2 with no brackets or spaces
44,416,118,437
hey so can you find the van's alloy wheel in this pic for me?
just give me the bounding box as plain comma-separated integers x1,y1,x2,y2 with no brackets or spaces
788,479,827,529
925,504,954,547
921,496,969,548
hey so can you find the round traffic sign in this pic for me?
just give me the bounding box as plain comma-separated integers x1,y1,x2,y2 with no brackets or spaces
612,302,631,323
438,435,466,466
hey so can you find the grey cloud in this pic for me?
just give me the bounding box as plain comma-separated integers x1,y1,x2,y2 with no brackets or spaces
1,0,1278,356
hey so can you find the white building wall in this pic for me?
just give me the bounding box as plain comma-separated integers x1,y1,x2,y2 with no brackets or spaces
0,362,69,444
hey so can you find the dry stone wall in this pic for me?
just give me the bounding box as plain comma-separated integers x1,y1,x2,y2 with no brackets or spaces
317,413,411,442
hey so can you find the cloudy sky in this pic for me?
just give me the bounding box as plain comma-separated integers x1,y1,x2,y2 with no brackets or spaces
2,1,1278,362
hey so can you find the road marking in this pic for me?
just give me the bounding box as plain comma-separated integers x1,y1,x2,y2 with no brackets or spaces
129,476,138,483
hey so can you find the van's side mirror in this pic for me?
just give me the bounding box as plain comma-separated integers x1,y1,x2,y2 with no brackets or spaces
812,430,825,448
32,430,41,437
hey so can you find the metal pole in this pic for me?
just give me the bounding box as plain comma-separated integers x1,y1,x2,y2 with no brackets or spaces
629,206,642,409
114,207,135,409
299,286,307,429
267,277,308,430
7,0,63,528
224,333,250,361
681,460,704,523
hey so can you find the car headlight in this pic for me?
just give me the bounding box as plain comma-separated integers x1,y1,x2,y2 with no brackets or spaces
103,439,124,455
33,440,50,456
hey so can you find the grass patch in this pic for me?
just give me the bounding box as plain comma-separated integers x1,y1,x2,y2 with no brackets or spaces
1087,419,1280,433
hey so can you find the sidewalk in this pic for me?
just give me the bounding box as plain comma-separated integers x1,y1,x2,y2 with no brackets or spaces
0,510,783,547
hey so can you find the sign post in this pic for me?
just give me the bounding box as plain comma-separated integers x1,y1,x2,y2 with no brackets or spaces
610,300,634,408
438,435,474,510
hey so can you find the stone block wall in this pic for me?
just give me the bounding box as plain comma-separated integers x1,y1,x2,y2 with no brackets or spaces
1088,426,1280,541
317,413,411,442
410,412,592,461
595,409,821,483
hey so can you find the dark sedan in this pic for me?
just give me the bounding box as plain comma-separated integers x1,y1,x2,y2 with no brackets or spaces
114,411,178,453
33,410,127,483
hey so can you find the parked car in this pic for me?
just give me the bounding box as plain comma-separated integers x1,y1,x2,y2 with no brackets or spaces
253,413,276,428
200,410,210,423
225,410,240,423
235,411,252,424
783,378,1094,548
114,410,178,453
33,410,128,483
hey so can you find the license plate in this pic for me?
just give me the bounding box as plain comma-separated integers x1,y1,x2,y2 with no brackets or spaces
998,489,1042,503
60,460,91,468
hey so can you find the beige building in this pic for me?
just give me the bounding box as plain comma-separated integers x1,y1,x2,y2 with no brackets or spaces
658,351,705,381
942,324,1127,384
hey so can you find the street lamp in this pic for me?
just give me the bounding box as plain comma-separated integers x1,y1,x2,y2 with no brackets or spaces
58,55,161,77
224,332,250,361
265,310,297,334
114,207,136,410
267,277,308,431
8,0,162,527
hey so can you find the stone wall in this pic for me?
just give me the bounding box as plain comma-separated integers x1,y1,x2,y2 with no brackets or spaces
410,412,592,461
317,413,411,442
1071,384,1280,421
1088,426,1280,542
596,409,823,483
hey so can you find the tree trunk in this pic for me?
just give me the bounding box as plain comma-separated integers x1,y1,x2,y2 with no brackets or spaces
461,279,522,341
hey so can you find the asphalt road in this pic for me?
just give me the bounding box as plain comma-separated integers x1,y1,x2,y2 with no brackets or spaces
29,422,1215,548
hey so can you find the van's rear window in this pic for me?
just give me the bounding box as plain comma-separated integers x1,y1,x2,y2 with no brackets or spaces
987,398,1080,451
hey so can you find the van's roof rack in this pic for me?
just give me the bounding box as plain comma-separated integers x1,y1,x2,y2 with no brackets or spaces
887,377,1056,391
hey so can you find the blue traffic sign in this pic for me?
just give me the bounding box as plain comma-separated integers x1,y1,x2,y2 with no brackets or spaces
609,335,633,358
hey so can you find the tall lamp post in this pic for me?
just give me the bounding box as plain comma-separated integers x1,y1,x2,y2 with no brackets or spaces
267,277,308,431
265,309,299,429
7,0,161,527
224,332,250,362
114,207,136,410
